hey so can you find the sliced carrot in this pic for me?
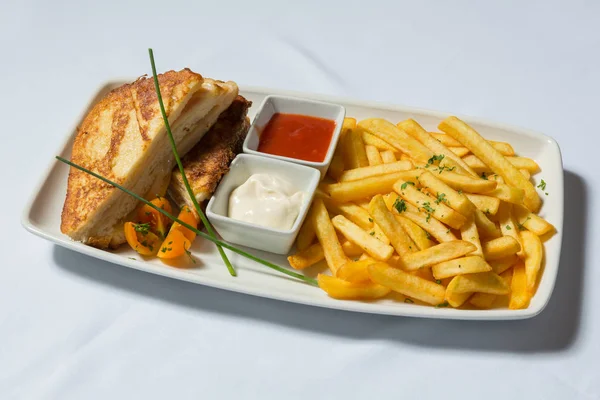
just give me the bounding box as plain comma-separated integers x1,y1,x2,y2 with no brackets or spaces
124,222,161,256
157,229,191,259
137,197,173,238
170,205,199,241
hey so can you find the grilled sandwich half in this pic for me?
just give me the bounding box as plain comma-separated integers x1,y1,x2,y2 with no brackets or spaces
169,95,251,210
61,69,238,248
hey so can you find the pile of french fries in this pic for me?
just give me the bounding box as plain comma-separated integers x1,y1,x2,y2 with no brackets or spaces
287,116,555,309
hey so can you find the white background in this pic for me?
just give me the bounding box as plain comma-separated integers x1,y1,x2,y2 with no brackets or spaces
2,1,599,399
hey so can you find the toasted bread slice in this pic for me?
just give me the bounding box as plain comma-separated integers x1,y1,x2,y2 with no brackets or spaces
61,70,238,248
169,95,251,210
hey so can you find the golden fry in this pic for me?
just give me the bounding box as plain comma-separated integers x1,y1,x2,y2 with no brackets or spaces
436,170,498,194
482,236,521,260
342,240,364,257
400,241,477,271
509,262,530,309
473,209,502,238
361,131,396,151
449,147,470,157
512,204,555,236
400,203,458,243
486,183,525,205
336,259,375,283
365,145,383,166
287,243,325,270
338,161,413,182
489,255,519,274
358,118,434,164
328,172,409,202
369,195,416,255
318,274,391,300
465,194,500,215
296,207,316,251
439,117,541,211
342,118,369,169
368,262,446,305
447,271,510,295
396,215,435,250
497,202,524,257
398,119,476,175
380,150,397,163
324,199,373,230
394,179,466,229
418,170,476,217
332,215,394,261
312,199,348,274
460,215,483,256
521,230,543,292
432,256,491,279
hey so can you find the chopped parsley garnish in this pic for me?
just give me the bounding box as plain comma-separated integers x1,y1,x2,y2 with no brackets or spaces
435,301,450,308
425,231,431,240
368,218,373,222
134,222,151,236
436,165,456,174
185,248,196,264
422,201,435,222
435,192,447,205
401,181,415,190
161,247,168,253
457,189,463,195
370,231,375,236
426,154,445,167
404,298,414,304
393,198,407,213
481,172,488,180
506,225,512,230
128,257,136,261
517,217,531,231
537,179,547,191
435,279,442,284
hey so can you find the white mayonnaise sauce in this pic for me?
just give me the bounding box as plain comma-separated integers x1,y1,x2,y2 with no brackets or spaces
228,174,306,230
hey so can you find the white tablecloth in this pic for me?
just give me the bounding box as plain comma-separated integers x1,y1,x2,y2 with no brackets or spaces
2,1,599,398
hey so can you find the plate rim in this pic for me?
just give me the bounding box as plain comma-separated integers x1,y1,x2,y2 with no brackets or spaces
21,80,565,320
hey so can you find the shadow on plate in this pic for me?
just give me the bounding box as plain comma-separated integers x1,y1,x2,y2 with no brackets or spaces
53,170,586,354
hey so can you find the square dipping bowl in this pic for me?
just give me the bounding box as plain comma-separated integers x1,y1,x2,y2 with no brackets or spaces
206,154,320,255
242,95,346,179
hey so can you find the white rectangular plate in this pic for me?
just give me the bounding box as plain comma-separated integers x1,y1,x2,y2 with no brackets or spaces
22,82,564,320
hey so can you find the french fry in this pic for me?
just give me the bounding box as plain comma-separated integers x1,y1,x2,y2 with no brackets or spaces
342,118,369,169
473,209,502,238
489,141,515,156
482,236,521,260
332,215,394,261
521,230,543,292
358,118,434,165
469,268,513,308
338,161,413,182
462,154,492,173
361,131,396,151
312,199,348,273
323,199,373,230
432,256,491,279
400,241,477,271
314,183,331,200
365,145,383,166
368,262,446,305
397,119,476,176
380,150,397,163
356,199,370,210
507,157,540,173
369,223,391,245
520,169,531,180
394,179,467,229
449,147,470,157
465,194,500,215
318,274,391,300
328,172,409,202
509,262,530,309
447,271,510,295
369,195,416,255
396,215,435,250
418,170,476,217
512,204,555,236
487,174,504,183
497,202,524,257
336,259,374,283
401,202,458,243
436,170,498,194
342,240,364,258
486,183,525,205
439,117,541,211
288,243,325,270
489,254,519,274
296,207,316,251
430,132,462,147
460,215,483,256
445,288,472,307
327,145,345,181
